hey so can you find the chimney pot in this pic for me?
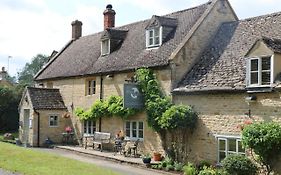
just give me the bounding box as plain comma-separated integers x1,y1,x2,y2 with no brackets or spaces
71,20,83,40
103,4,116,30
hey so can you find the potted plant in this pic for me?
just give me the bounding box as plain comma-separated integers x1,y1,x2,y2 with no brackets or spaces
153,152,162,161
141,153,152,164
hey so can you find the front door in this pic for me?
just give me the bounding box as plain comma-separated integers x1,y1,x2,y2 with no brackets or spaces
23,109,30,146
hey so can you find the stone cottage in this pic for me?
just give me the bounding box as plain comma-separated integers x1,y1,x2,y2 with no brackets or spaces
173,10,281,169
26,0,237,154
18,87,71,146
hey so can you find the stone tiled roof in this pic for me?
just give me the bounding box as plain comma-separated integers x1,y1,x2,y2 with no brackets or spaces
261,36,281,54
27,87,66,110
35,2,210,80
175,12,281,93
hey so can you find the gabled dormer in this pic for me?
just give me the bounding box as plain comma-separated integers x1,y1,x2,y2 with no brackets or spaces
145,15,177,49
100,28,128,56
245,37,281,88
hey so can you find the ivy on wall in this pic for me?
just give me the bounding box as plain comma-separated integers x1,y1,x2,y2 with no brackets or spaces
135,68,198,131
74,95,137,120
74,68,197,132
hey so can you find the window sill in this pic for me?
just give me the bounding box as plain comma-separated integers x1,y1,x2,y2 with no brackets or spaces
146,46,160,50
246,86,273,93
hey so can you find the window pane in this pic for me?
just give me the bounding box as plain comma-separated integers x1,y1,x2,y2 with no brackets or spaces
149,38,153,45
88,121,91,134
155,37,159,45
262,72,271,85
251,72,258,84
102,40,109,54
88,81,91,95
219,152,226,162
237,141,245,153
132,122,137,130
219,139,226,151
228,139,236,152
132,130,137,137
84,122,87,133
139,122,143,130
149,30,153,37
139,130,143,138
126,122,130,137
251,59,258,71
92,81,96,94
154,28,159,36
262,57,271,70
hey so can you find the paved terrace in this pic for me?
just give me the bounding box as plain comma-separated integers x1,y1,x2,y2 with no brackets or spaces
55,145,180,175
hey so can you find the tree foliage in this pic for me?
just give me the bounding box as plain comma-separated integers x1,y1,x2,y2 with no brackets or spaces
17,54,49,86
242,122,281,174
0,86,21,131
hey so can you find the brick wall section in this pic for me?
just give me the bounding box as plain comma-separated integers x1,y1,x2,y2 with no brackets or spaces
170,0,237,87
174,92,281,165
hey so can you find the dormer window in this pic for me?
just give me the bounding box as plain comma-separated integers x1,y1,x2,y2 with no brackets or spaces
101,39,110,56
146,27,162,48
248,56,272,86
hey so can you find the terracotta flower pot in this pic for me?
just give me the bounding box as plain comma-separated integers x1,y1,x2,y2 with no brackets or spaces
153,152,162,161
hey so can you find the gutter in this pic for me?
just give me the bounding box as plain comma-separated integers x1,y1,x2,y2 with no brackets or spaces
34,110,40,147
99,76,103,132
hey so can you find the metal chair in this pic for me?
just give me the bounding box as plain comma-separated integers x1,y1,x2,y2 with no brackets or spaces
127,139,139,157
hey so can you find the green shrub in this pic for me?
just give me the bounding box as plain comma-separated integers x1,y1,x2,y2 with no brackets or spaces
165,164,174,171
183,163,197,175
198,166,229,175
242,122,281,174
197,160,212,171
174,162,184,171
222,154,257,175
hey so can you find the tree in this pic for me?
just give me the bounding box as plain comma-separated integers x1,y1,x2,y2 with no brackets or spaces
17,54,49,87
0,86,21,131
242,122,281,174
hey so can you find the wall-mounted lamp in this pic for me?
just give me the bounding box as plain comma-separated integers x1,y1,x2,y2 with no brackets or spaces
245,95,257,102
106,74,114,79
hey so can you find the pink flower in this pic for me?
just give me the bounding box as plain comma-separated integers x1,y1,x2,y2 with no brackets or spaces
65,126,72,133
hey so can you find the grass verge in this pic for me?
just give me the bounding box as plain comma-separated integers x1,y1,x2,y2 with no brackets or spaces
0,142,120,175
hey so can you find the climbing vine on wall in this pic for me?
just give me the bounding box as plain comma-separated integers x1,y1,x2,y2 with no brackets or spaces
74,95,138,120
135,68,198,131
75,68,197,132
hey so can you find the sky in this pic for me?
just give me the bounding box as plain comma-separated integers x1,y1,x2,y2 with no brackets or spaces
0,0,281,77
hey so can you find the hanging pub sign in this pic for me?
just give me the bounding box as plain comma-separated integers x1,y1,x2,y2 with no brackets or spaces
123,83,144,109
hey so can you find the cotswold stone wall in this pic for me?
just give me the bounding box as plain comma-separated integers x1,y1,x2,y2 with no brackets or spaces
45,69,171,153
173,92,281,165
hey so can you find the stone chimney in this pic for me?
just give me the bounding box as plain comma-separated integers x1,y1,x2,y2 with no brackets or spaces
103,4,116,30
71,20,83,40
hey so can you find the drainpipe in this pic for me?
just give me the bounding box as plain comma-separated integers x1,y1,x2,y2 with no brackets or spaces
34,110,40,147
99,76,103,132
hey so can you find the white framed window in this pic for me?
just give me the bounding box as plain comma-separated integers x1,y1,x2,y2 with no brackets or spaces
83,120,96,136
86,79,96,95
49,115,58,127
101,39,110,55
125,121,144,140
146,27,162,48
217,136,245,162
248,56,272,87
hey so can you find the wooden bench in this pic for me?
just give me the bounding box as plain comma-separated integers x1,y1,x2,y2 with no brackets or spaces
84,132,111,152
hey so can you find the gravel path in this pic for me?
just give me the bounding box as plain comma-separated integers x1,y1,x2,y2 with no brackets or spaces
0,169,21,175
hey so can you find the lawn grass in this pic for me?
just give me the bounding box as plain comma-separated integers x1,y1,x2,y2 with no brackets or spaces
0,142,120,175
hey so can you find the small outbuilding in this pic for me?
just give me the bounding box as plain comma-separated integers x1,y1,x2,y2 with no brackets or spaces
18,87,71,147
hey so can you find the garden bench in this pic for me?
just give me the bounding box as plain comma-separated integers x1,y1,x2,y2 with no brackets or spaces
84,132,111,152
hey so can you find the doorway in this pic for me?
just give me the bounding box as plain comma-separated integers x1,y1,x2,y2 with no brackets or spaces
23,109,30,146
